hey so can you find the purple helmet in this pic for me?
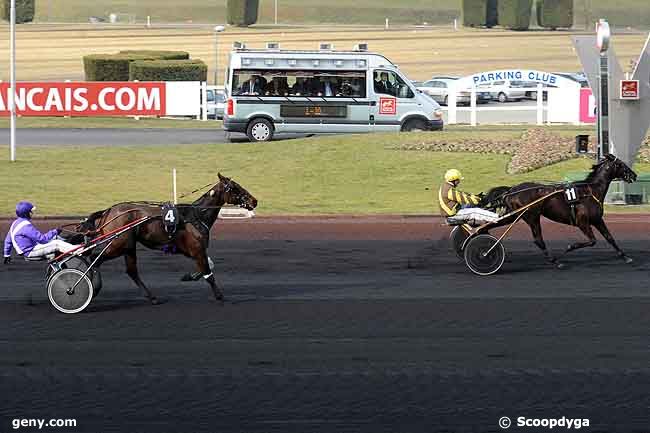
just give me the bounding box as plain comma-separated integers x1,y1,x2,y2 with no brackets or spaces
16,201,35,218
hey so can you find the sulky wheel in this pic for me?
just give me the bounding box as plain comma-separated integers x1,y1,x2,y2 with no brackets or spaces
463,233,505,276
47,268,94,314
47,256,103,297
449,225,470,260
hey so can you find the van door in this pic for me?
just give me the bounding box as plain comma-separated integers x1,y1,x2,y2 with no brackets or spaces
369,69,420,132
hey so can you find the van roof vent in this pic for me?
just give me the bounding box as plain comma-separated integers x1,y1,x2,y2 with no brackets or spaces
354,43,368,51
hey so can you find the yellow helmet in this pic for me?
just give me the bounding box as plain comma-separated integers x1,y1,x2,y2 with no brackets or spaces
444,169,463,183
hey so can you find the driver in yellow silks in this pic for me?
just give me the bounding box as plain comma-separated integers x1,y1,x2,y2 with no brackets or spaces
439,169,499,225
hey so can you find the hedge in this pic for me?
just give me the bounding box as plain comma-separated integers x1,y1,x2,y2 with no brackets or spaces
129,60,208,82
461,0,488,27
486,0,499,27
1,0,35,23
536,0,573,29
118,50,190,60
227,0,259,26
498,0,532,29
83,54,161,81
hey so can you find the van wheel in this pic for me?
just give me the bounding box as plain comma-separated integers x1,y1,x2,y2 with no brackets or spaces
402,118,428,132
246,118,274,142
497,92,508,103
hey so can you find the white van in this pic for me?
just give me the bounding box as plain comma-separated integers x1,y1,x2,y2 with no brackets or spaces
222,43,443,142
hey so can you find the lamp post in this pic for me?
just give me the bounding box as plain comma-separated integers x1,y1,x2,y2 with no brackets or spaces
9,0,16,162
596,19,611,159
213,25,225,86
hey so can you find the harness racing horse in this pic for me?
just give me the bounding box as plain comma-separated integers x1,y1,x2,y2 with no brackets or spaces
480,154,637,267
70,174,257,304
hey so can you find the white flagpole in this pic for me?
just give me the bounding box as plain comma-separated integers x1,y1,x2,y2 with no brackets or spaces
173,168,177,204
9,0,16,161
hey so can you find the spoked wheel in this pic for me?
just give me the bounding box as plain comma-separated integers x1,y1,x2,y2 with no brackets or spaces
449,226,470,260
46,256,103,297
47,268,94,314
463,233,505,276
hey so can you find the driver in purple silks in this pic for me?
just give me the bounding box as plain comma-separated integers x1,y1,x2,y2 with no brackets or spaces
3,201,75,264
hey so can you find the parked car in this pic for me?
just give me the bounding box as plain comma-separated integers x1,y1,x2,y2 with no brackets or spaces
417,78,490,105
554,72,589,88
480,80,528,102
206,87,225,119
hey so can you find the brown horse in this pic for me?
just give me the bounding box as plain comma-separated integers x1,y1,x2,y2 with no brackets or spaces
69,173,257,304
481,154,637,267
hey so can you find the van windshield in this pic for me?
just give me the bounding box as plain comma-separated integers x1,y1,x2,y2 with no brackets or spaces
232,69,367,98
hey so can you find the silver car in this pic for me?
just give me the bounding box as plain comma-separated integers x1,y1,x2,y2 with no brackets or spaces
207,89,225,119
481,80,528,102
417,79,490,105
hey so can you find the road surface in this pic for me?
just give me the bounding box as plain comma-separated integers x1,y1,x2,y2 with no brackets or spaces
1,216,648,432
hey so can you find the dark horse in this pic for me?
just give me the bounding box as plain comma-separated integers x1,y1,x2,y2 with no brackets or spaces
479,154,637,267
68,173,257,303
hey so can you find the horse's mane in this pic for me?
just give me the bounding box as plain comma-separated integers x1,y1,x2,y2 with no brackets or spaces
584,158,608,182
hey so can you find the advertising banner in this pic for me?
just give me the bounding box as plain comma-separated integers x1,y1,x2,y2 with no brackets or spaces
0,82,200,116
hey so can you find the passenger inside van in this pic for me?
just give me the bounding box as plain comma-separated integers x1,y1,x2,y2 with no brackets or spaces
238,74,264,95
265,77,290,96
291,77,309,96
374,71,394,96
318,77,338,97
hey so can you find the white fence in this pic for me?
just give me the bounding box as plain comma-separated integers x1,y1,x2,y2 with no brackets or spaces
443,83,582,126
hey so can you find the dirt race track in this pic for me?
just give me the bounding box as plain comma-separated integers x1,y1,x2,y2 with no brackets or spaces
1,215,650,432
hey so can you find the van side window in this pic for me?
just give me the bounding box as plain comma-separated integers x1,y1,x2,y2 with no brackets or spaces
231,70,366,98
373,70,414,98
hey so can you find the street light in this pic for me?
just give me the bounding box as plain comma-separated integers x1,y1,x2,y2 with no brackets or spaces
9,0,16,162
213,25,225,86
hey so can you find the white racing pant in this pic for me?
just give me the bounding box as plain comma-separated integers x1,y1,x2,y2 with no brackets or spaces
448,207,500,226
27,239,76,260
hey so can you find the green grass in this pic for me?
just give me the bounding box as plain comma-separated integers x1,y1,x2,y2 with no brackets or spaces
0,117,222,129
28,0,650,27
2,129,649,216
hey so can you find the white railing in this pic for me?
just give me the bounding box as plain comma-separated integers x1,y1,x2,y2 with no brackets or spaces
439,82,582,126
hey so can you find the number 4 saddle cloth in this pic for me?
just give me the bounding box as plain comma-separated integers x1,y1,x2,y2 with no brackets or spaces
161,203,181,237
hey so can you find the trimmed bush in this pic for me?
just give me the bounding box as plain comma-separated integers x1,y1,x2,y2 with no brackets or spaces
462,0,488,27
1,0,35,23
486,0,499,27
536,0,573,29
118,50,190,60
498,0,533,29
129,60,208,82
83,54,160,81
462,0,498,27
227,0,259,26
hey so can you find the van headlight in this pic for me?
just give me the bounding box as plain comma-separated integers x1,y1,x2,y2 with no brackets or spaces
434,109,443,119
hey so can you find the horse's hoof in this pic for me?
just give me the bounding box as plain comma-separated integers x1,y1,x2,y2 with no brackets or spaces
624,256,633,264
150,297,160,305
556,262,566,270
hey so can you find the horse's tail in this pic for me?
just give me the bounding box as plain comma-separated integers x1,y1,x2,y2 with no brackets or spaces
479,185,512,211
